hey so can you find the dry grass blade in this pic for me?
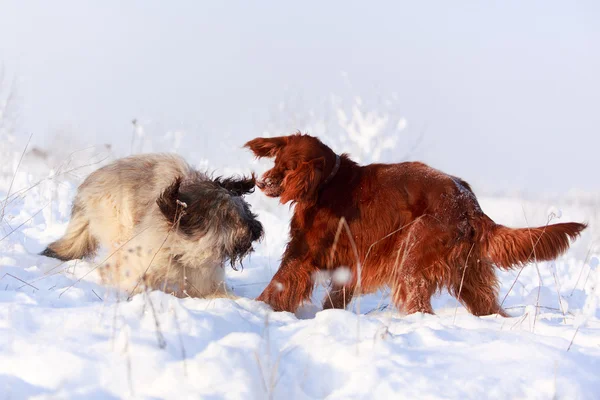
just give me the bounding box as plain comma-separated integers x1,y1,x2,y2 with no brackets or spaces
526,210,553,332
363,216,427,317
362,215,427,268
0,203,49,243
171,305,188,376
111,287,122,352
42,259,71,276
570,244,593,296
373,227,415,316
363,226,408,267
327,217,360,321
122,327,135,396
505,305,574,316
567,326,580,351
144,291,167,349
0,66,17,135
59,226,150,298
197,277,231,310
17,265,73,290
130,119,138,155
15,260,77,291
532,265,542,332
255,312,271,397
453,243,475,323
497,212,553,316
328,216,426,302
380,228,416,332
1,133,32,222
254,352,269,396
91,289,103,301
130,200,185,299
231,281,270,288
510,313,529,331
161,254,175,293
127,229,173,299
328,216,347,269
1,273,39,291
551,267,567,324
581,267,594,294
4,153,110,208
332,218,363,355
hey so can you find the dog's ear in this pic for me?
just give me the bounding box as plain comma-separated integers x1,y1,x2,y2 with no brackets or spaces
157,177,186,223
244,136,287,158
215,174,256,196
281,157,325,204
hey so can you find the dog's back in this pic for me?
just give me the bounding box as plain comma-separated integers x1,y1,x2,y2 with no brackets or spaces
42,154,195,261
361,160,586,271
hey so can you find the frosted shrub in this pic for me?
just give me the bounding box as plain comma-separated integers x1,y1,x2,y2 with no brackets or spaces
130,119,184,156
262,91,412,165
330,96,406,164
0,66,18,182
582,256,600,318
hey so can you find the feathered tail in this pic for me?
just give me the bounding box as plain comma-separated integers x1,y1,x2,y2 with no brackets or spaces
482,220,586,269
40,205,97,261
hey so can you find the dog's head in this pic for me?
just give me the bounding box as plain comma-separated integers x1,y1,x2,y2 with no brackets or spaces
157,174,263,268
244,133,339,204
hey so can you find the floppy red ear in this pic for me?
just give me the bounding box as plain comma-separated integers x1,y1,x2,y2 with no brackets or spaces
244,137,288,158
281,157,325,204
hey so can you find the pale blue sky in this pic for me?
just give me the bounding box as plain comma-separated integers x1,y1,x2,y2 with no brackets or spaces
1,1,598,193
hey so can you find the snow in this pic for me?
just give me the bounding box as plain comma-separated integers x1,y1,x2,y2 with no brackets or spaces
1,146,600,399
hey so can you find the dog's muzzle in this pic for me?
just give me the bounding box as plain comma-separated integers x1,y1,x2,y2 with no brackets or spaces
249,218,264,243
227,218,263,268
256,179,282,197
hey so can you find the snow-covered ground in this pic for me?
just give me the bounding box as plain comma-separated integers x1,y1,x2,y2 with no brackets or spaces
1,143,599,400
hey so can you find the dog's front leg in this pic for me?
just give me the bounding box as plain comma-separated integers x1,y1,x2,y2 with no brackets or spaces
256,257,317,313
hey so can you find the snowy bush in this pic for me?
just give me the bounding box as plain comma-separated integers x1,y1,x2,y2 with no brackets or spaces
262,90,415,165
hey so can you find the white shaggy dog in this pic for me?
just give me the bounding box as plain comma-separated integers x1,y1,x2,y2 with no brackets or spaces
41,153,263,298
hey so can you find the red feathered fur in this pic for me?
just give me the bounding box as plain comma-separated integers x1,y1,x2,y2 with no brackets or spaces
245,133,586,316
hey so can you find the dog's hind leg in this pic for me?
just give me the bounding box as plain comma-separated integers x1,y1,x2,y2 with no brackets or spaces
392,274,436,315
389,225,438,315
452,260,508,317
40,203,98,261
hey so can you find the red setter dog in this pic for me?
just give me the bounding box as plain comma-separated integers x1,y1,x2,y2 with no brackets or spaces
245,133,586,316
